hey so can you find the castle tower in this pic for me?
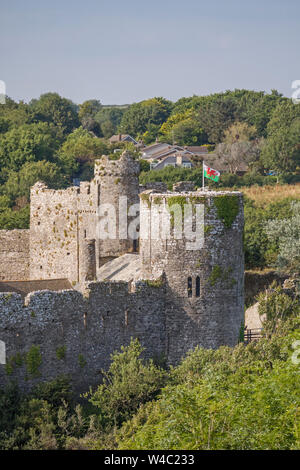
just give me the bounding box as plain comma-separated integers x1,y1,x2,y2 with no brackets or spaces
79,239,96,282
94,151,140,266
139,190,244,363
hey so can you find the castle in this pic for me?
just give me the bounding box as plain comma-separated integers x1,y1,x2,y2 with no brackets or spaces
0,152,244,392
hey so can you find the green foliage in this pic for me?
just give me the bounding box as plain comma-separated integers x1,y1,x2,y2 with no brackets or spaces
117,324,300,450
87,338,167,428
0,122,61,173
56,346,66,361
208,265,223,286
261,101,300,173
57,127,108,179
144,278,164,288
78,354,86,369
0,205,30,229
244,198,298,269
30,92,79,135
266,201,300,274
119,97,173,137
213,195,239,228
257,283,300,337
25,345,42,378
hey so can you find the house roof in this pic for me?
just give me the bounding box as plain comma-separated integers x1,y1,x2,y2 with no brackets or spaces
109,134,138,144
152,154,194,170
184,146,209,154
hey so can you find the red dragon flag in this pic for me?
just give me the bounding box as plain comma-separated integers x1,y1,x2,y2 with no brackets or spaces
203,163,220,182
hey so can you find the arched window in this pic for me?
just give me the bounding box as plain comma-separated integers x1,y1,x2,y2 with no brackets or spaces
196,276,200,297
187,277,192,297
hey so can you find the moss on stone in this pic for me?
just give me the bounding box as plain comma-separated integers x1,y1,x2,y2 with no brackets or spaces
209,265,236,288
26,345,42,378
208,265,223,286
141,193,151,208
78,354,86,368
204,225,213,234
153,196,163,205
167,196,186,229
144,278,164,288
56,345,66,360
214,195,239,228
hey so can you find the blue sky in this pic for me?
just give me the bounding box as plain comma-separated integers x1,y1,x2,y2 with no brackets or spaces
0,0,299,104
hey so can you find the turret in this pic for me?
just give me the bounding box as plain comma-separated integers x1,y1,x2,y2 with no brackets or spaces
94,151,140,262
139,189,244,362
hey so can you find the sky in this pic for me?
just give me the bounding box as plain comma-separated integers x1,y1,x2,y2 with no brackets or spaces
0,0,299,105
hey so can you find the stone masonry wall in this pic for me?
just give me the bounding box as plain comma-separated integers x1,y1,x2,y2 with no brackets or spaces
0,281,166,394
29,182,80,283
139,190,244,364
0,230,30,281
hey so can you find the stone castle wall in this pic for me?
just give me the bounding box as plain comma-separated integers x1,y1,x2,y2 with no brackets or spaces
29,182,81,284
94,153,140,259
0,280,165,393
0,230,30,281
139,190,244,363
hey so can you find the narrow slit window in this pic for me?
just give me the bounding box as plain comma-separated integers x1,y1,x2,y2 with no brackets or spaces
196,276,200,297
187,277,192,297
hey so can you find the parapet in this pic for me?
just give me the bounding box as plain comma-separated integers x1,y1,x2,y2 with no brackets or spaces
94,151,140,178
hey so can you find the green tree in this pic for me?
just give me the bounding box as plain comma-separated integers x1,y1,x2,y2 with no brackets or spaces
56,127,108,178
266,201,300,274
119,97,173,137
30,92,79,135
0,122,61,173
261,101,300,173
88,338,167,428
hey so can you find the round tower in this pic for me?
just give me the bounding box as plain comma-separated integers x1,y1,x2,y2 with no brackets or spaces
79,239,96,282
139,189,244,363
94,151,140,262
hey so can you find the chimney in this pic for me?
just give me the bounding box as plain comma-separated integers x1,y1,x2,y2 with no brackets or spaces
176,154,183,166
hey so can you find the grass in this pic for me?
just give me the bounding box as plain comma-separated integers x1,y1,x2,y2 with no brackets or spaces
237,183,300,207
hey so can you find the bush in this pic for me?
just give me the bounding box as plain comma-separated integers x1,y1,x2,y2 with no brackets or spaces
87,338,167,428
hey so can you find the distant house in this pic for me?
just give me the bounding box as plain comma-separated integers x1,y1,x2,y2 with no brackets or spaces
203,154,249,176
151,153,194,170
141,143,177,160
109,134,139,145
183,146,209,156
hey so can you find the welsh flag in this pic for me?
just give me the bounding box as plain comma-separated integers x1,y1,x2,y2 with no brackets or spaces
203,163,220,182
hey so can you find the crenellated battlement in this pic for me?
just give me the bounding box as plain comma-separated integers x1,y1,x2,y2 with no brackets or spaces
0,153,245,394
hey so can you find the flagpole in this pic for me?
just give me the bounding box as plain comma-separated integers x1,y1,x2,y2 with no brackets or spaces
202,160,205,191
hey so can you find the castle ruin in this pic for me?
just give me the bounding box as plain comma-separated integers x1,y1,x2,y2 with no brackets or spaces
0,152,244,392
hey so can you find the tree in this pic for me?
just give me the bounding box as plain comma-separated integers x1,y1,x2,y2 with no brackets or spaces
78,100,102,136
266,201,300,274
88,338,166,428
119,97,173,137
94,107,125,138
56,127,108,178
223,121,257,144
30,93,79,135
0,122,61,173
215,139,263,174
78,100,101,122
195,96,238,143
261,101,300,173
2,160,66,201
